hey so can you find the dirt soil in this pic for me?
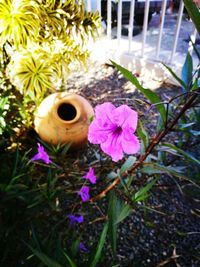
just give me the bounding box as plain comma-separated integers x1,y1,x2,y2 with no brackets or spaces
66,62,200,267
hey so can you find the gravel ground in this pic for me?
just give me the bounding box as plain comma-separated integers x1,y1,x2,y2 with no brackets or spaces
67,62,200,267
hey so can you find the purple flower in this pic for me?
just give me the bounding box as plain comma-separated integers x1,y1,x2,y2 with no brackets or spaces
78,186,90,202
68,215,84,225
88,102,140,162
79,242,89,253
31,143,52,164
83,167,97,184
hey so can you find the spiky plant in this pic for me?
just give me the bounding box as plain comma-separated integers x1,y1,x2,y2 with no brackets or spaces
0,0,100,135
0,0,100,105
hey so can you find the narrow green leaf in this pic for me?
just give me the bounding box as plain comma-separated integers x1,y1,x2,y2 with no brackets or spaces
190,130,200,136
189,36,200,60
140,163,199,186
181,53,193,91
179,122,195,129
137,120,149,153
108,191,118,255
120,156,136,176
106,171,118,180
89,222,108,267
163,143,200,166
111,60,166,124
11,147,19,178
141,166,163,174
163,63,187,89
132,177,158,202
183,0,200,35
114,204,132,224
63,251,77,267
26,243,63,267
191,78,199,91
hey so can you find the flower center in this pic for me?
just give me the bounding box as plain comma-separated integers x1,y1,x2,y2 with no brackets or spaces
114,126,122,135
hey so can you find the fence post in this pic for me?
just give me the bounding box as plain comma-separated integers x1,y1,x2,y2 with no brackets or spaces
107,0,112,39
170,0,184,63
141,0,150,57
128,0,136,53
156,0,168,60
117,0,122,46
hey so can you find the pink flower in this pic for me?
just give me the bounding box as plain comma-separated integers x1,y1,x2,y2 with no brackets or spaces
78,186,90,202
31,143,52,164
83,167,97,184
88,102,140,162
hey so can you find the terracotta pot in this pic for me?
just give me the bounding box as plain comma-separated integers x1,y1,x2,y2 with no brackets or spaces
34,92,94,149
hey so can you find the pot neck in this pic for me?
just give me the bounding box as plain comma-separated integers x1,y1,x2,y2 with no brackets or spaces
55,100,81,124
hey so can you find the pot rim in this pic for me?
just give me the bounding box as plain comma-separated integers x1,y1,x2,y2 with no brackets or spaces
54,99,81,124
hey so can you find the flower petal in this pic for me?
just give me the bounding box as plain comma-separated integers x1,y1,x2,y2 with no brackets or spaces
83,167,97,184
100,132,124,162
95,102,115,125
68,215,84,224
78,186,90,202
113,105,138,131
31,153,41,161
88,121,108,144
31,143,52,164
88,103,116,145
79,242,89,253
121,129,140,154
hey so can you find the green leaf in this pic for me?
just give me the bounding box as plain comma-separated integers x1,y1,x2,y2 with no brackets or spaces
89,223,108,267
106,171,118,180
163,143,200,166
141,166,163,174
120,156,136,176
183,0,200,35
181,53,193,91
132,177,159,202
191,78,199,91
163,63,187,89
190,130,200,136
140,162,199,186
107,192,132,254
63,251,77,267
111,60,166,124
189,36,200,60
136,120,149,153
114,204,132,225
179,122,195,129
108,191,118,255
26,243,63,267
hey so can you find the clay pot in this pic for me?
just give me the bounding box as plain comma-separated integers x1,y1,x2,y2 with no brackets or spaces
34,92,94,149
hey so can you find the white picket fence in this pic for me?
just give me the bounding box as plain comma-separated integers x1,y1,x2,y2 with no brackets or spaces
86,0,200,85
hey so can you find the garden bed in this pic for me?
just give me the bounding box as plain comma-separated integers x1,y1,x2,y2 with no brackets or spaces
67,62,200,267
1,61,200,267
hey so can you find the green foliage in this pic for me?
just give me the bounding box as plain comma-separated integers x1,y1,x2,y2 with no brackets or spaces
120,156,136,176
183,0,200,35
26,243,63,267
107,191,132,255
181,53,193,91
88,223,108,267
111,60,167,127
0,0,100,138
132,177,159,202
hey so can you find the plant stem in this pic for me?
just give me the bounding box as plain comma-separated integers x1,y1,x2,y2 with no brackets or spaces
90,88,200,202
